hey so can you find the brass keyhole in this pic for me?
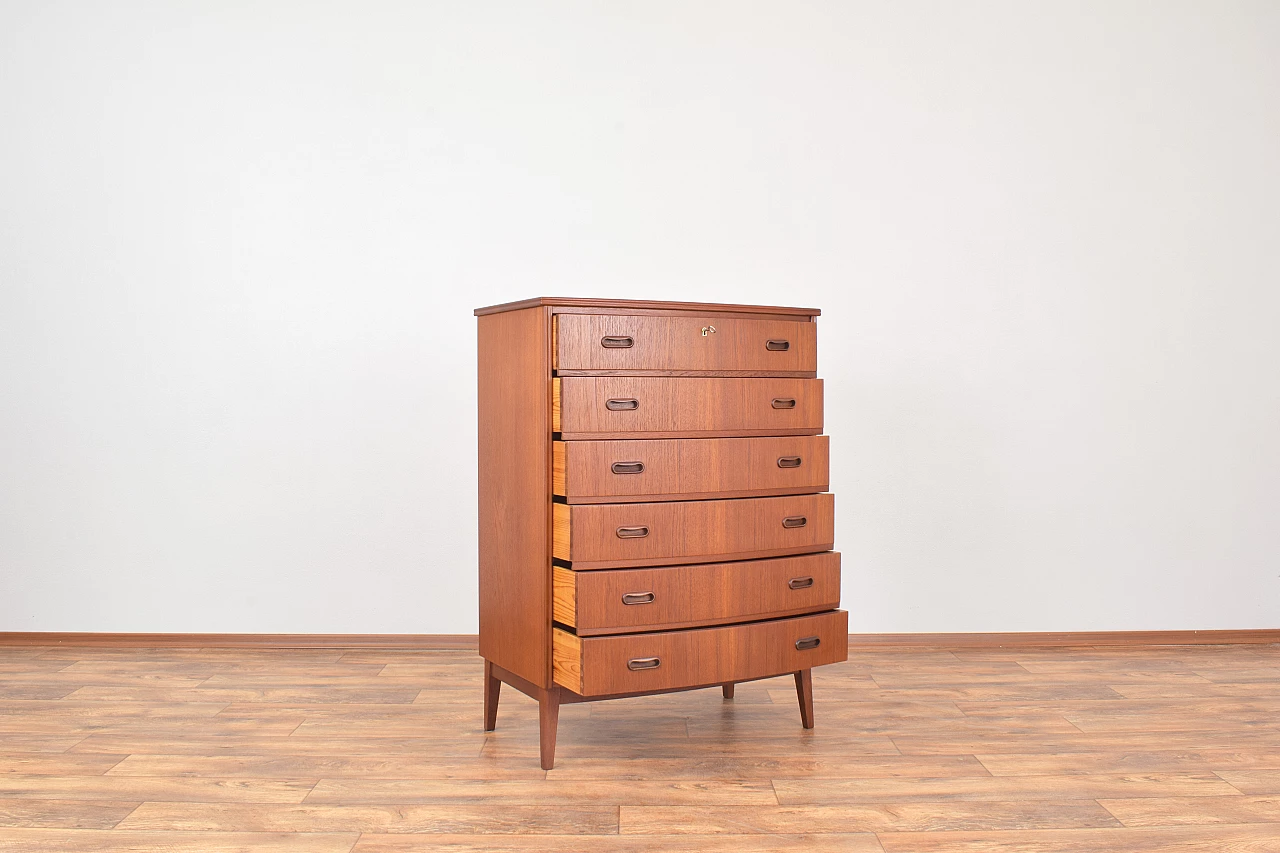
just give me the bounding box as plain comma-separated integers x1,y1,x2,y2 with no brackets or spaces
701,325,717,337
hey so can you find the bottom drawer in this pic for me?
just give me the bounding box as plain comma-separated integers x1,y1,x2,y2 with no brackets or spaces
552,610,848,697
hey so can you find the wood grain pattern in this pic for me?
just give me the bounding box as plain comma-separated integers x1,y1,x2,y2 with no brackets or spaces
553,502,571,561
0,800,140,830
0,642,1278,849
552,493,835,569
353,834,884,852
770,773,1241,804
0,829,361,852
554,377,823,439
551,566,577,628
475,296,820,317
116,801,618,833
552,441,566,494
561,552,841,635
555,313,817,374
552,374,560,431
1097,795,1280,826
551,631,584,693
555,611,849,696
554,436,829,503
477,306,551,689
301,777,780,804
1214,770,1280,794
620,800,1122,833
874,825,1280,851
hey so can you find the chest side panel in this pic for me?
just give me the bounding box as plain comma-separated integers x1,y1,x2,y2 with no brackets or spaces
477,306,551,687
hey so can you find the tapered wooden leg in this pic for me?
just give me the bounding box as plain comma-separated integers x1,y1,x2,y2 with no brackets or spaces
483,659,501,732
722,682,735,699
794,668,814,728
538,685,561,770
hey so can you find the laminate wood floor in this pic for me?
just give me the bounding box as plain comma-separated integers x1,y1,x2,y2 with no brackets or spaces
1,643,1278,851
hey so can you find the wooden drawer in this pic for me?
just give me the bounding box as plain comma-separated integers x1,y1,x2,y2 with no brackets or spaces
553,610,849,696
554,552,841,635
554,435,829,503
553,493,834,570
555,313,817,375
553,377,823,439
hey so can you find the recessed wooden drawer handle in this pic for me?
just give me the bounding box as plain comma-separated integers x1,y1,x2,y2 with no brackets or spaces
611,461,645,475
788,576,814,590
777,456,802,468
621,592,655,605
766,339,791,351
627,657,661,671
601,336,634,348
616,526,649,539
795,636,821,651
771,398,797,409
782,516,808,528
606,398,640,411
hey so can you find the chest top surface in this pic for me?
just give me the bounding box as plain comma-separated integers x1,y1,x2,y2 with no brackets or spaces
474,296,820,317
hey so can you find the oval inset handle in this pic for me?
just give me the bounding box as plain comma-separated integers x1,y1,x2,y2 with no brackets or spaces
616,526,649,539
782,516,807,528
606,398,639,411
611,461,645,475
777,456,802,469
622,592,655,605
766,339,791,351
771,398,797,409
627,656,661,671
795,636,821,651
788,576,814,590
601,336,634,348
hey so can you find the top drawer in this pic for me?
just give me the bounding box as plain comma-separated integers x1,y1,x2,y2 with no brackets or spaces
555,314,817,375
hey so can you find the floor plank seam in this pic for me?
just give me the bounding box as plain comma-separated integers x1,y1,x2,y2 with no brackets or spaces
110,802,147,830
98,754,131,776
1210,770,1251,795
1062,716,1088,733
60,736,93,755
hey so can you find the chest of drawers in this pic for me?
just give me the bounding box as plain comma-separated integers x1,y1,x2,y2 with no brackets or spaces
476,297,847,769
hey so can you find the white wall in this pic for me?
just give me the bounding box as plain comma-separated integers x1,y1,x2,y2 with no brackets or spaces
2,1,1277,634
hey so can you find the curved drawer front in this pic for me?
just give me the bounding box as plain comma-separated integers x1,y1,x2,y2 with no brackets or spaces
554,435,829,503
553,610,849,696
553,493,834,570
553,377,823,439
554,552,841,635
555,313,817,374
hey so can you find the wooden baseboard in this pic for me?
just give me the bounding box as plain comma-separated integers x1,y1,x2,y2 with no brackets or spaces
848,630,1280,648
0,630,1274,650
0,633,480,649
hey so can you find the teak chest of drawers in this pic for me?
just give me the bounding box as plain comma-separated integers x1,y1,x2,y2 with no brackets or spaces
476,297,847,769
